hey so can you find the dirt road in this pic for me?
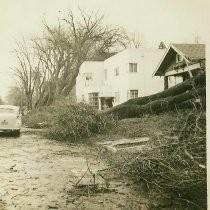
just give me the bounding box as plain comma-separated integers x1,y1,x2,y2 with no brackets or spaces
0,131,148,210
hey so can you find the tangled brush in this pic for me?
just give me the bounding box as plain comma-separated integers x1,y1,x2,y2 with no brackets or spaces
45,103,117,141
124,111,206,209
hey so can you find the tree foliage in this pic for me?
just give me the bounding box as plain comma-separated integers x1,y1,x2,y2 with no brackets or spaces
158,41,166,49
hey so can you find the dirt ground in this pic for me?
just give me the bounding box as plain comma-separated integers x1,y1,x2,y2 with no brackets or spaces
0,131,149,210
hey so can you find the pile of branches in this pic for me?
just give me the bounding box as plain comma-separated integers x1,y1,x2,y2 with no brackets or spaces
123,111,206,209
45,103,117,141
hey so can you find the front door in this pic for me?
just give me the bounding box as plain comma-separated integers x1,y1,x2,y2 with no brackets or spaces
100,97,114,110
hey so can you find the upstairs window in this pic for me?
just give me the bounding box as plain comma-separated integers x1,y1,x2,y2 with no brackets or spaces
85,73,92,81
129,63,137,73
114,67,119,76
88,92,99,109
127,90,138,100
84,73,92,86
176,54,183,63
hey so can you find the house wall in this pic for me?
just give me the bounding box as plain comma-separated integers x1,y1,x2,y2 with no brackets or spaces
163,53,187,88
141,49,165,96
104,48,165,106
103,49,137,106
76,48,165,109
76,61,105,104
168,75,183,88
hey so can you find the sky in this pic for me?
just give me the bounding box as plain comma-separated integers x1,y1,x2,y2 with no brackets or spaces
0,0,209,99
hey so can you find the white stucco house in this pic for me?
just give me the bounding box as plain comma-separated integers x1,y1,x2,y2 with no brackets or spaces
76,48,165,110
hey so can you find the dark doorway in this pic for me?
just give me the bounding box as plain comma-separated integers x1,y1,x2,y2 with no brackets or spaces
100,97,114,110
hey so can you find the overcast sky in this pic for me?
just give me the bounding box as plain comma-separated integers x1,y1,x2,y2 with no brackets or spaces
0,0,209,99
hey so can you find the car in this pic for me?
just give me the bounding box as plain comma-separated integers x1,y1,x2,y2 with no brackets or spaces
0,105,22,137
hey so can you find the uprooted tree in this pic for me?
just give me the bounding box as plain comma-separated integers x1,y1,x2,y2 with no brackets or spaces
13,9,128,110
105,72,206,119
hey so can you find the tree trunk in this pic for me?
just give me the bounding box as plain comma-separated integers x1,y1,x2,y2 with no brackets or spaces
106,87,206,119
123,72,205,106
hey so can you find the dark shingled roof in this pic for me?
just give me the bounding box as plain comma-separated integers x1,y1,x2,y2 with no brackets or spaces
172,43,205,61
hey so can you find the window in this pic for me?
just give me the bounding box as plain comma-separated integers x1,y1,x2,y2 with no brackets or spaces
127,90,138,100
85,73,92,80
88,93,99,109
114,92,120,103
176,54,183,63
84,73,92,86
129,63,137,73
114,67,119,76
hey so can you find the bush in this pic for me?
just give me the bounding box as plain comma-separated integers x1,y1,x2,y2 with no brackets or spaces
22,106,56,128
45,103,117,141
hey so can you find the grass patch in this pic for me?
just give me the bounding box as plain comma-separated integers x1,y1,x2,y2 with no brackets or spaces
106,111,179,140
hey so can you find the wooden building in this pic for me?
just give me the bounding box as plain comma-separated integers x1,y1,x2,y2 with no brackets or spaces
153,44,205,89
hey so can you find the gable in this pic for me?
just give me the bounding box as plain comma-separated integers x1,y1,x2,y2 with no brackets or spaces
154,47,177,76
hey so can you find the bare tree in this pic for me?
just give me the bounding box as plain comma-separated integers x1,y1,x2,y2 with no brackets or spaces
127,32,145,48
13,39,42,110
13,9,128,108
193,34,202,44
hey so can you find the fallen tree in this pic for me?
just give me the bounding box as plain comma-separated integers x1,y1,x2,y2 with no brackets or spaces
106,86,206,119
124,72,205,106
105,72,206,119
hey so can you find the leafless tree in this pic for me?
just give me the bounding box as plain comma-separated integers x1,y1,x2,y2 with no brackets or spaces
12,39,42,110
127,32,145,48
13,9,128,108
193,33,202,44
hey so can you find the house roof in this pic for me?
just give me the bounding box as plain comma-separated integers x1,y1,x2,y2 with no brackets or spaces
86,52,117,61
153,43,205,76
172,44,205,60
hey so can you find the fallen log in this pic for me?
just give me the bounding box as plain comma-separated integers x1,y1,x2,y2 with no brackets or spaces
144,87,206,114
107,87,206,119
176,96,206,110
123,72,205,106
